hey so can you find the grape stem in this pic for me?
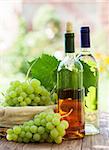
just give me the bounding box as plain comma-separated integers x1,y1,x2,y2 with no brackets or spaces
50,85,56,95
61,109,73,118
25,59,37,81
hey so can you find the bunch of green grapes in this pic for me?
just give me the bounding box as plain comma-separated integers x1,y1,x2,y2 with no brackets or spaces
6,110,69,144
4,79,53,106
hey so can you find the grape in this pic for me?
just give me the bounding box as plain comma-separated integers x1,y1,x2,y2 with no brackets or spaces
40,119,47,126
38,126,45,134
28,120,34,126
18,96,23,102
56,124,65,132
11,81,21,88
50,128,59,138
34,118,40,126
41,132,48,140
13,126,21,134
34,97,40,103
29,94,35,99
25,132,32,139
22,82,28,88
24,126,30,132
4,79,53,106
61,120,69,129
20,92,27,98
12,98,18,105
14,81,21,87
7,99,14,106
20,131,25,138
9,91,17,98
7,129,13,134
13,134,18,141
41,89,50,96
25,97,31,104
53,113,61,119
52,117,60,126
23,137,29,143
39,112,47,119
55,136,62,144
46,122,54,130
33,133,41,141
26,86,34,94
15,87,22,94
6,134,13,141
30,125,37,133
35,86,42,94
46,114,53,122
20,101,27,106
41,96,47,102
6,110,69,144
30,79,41,87
58,129,66,136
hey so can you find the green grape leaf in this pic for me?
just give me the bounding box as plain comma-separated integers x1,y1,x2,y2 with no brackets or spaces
82,59,97,74
85,86,97,112
80,60,97,95
30,54,60,91
58,68,82,89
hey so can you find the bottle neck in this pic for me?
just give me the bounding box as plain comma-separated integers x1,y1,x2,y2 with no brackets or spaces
81,48,91,55
65,52,75,58
65,33,75,53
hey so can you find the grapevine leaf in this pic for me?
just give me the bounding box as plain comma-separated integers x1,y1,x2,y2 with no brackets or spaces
30,54,60,91
80,60,97,95
85,86,97,112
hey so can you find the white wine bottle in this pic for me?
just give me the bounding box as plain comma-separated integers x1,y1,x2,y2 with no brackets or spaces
77,26,99,135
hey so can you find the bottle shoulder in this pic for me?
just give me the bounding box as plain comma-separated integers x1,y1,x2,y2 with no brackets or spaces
77,52,96,62
58,56,83,72
77,53,97,67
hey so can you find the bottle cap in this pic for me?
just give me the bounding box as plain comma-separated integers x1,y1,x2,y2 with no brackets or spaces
65,22,75,53
66,22,73,33
80,26,90,48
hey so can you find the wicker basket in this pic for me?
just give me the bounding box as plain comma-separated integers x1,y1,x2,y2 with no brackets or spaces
0,105,56,137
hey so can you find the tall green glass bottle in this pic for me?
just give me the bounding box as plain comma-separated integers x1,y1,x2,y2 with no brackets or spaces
57,22,85,139
77,26,99,135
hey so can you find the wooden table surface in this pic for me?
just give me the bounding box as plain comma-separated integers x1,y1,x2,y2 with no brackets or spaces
0,112,109,150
